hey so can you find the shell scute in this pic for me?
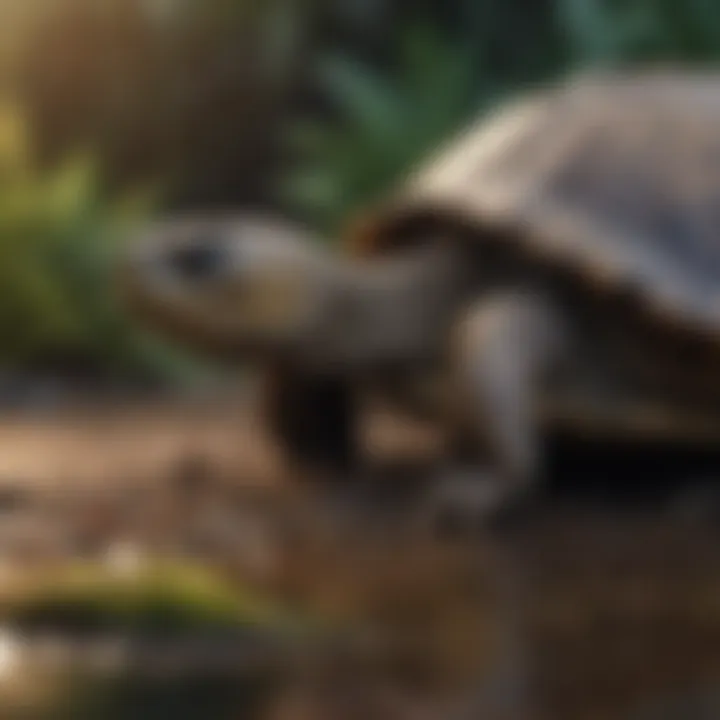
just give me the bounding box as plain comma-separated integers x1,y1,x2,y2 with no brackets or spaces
347,71,720,340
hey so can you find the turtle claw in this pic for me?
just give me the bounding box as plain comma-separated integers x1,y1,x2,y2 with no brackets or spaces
426,471,504,538
426,470,536,538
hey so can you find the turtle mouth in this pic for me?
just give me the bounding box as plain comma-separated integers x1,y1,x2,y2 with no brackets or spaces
118,260,287,364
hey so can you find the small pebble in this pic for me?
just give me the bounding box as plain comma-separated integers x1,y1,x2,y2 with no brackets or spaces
103,541,145,577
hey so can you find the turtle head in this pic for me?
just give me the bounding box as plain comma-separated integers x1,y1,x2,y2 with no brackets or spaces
119,214,330,361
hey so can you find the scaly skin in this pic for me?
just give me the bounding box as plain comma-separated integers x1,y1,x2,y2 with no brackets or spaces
120,215,472,480
120,213,569,526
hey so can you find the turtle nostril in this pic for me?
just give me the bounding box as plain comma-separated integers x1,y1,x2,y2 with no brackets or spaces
167,243,224,281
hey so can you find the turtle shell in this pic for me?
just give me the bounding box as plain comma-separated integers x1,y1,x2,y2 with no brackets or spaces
344,70,720,442
346,69,720,345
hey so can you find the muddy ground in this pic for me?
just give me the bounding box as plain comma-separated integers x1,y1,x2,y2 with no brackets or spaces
0,395,717,719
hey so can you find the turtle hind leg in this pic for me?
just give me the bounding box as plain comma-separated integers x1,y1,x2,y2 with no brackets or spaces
429,289,568,534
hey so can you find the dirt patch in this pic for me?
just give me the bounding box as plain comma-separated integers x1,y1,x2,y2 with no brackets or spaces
0,400,715,719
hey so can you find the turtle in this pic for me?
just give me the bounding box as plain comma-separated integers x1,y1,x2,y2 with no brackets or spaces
119,69,720,524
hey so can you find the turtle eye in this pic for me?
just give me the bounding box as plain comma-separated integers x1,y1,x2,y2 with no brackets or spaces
167,240,225,281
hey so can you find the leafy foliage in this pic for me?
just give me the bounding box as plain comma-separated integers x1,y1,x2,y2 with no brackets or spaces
279,17,493,234
0,102,182,380
558,0,720,68
280,0,720,238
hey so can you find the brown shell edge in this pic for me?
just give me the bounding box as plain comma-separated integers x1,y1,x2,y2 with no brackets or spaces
343,194,720,445
345,191,720,346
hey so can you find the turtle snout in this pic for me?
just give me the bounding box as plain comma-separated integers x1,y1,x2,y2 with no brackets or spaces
166,242,226,282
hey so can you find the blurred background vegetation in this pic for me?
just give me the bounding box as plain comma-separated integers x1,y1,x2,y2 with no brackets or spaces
0,0,717,390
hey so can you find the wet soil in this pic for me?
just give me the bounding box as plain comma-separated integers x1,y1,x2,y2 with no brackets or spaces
0,399,717,719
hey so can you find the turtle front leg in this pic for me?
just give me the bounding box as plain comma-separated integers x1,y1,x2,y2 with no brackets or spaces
430,289,567,532
260,366,362,486
262,369,402,525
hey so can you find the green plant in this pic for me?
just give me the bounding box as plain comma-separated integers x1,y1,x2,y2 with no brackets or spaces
279,17,496,235
0,101,196,382
557,0,720,67
281,0,720,240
